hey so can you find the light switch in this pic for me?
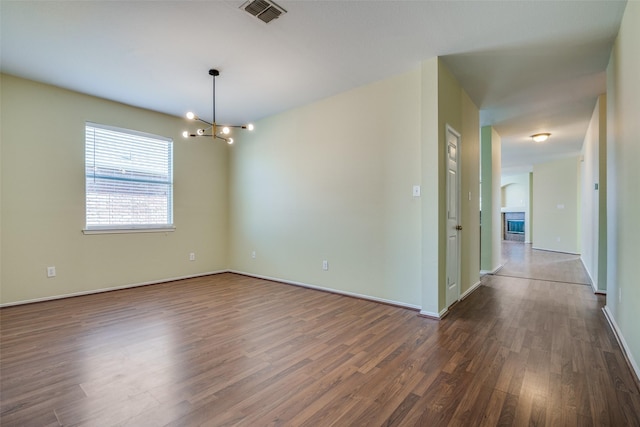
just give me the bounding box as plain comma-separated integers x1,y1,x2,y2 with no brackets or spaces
413,185,421,197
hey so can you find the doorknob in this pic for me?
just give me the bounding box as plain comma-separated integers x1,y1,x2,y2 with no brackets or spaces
455,225,463,230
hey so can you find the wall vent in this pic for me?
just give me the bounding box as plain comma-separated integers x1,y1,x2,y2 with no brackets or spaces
240,0,287,24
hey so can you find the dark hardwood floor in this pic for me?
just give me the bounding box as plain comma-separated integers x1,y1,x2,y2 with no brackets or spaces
1,247,639,426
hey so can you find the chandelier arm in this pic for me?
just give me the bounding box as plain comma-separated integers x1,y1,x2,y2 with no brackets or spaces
196,118,213,126
183,69,251,142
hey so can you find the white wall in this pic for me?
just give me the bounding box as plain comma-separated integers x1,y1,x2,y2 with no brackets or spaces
1,74,229,304
605,1,640,379
532,157,580,254
581,95,607,292
502,183,525,208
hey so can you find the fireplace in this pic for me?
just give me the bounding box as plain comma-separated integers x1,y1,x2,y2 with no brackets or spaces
503,212,525,242
507,219,524,234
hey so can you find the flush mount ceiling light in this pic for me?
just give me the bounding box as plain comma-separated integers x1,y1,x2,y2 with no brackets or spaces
182,69,254,145
531,132,551,143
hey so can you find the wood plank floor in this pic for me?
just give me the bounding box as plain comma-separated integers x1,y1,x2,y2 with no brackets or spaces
2,247,639,426
496,242,592,285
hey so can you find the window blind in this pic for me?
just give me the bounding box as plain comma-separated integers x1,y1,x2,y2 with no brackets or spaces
85,122,173,230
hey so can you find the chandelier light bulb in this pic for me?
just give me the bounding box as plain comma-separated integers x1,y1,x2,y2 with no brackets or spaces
228,138,234,145
182,131,189,138
247,123,254,131
197,128,205,136
186,112,195,120
222,126,230,135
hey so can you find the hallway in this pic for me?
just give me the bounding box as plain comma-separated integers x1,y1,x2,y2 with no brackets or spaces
472,242,640,425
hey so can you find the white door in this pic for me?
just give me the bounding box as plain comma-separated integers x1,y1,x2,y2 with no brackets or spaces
446,126,461,307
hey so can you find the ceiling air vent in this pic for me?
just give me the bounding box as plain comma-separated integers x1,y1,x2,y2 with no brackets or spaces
240,0,287,24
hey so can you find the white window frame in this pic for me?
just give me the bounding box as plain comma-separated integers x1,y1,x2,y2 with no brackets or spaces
83,122,175,234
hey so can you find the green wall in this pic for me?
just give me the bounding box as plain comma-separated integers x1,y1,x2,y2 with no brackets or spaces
436,60,481,309
231,59,480,316
230,68,424,307
460,89,481,297
581,95,607,292
480,126,502,273
419,58,441,314
1,59,481,319
532,157,581,254
605,0,640,379
1,74,229,304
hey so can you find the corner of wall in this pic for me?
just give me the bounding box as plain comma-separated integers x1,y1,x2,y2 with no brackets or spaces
480,126,502,272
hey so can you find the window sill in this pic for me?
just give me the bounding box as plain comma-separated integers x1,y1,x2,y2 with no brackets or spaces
82,226,176,235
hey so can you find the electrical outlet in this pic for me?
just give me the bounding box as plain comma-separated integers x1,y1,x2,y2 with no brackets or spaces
412,185,421,197
47,266,56,278
251,251,256,259
189,252,196,261
322,260,328,271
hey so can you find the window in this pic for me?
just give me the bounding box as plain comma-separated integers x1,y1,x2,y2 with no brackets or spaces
85,122,173,233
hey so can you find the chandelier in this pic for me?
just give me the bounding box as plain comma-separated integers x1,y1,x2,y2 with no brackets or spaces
182,69,254,144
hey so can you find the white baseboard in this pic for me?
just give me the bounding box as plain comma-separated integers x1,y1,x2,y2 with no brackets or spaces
0,270,228,308
531,246,580,255
480,264,503,276
579,256,598,293
229,270,421,311
461,280,482,300
420,280,482,320
419,308,447,319
418,280,482,320
579,257,607,294
602,305,640,385
3,269,424,317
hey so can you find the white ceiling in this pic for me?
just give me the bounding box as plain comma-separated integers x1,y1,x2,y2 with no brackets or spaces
1,0,627,171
